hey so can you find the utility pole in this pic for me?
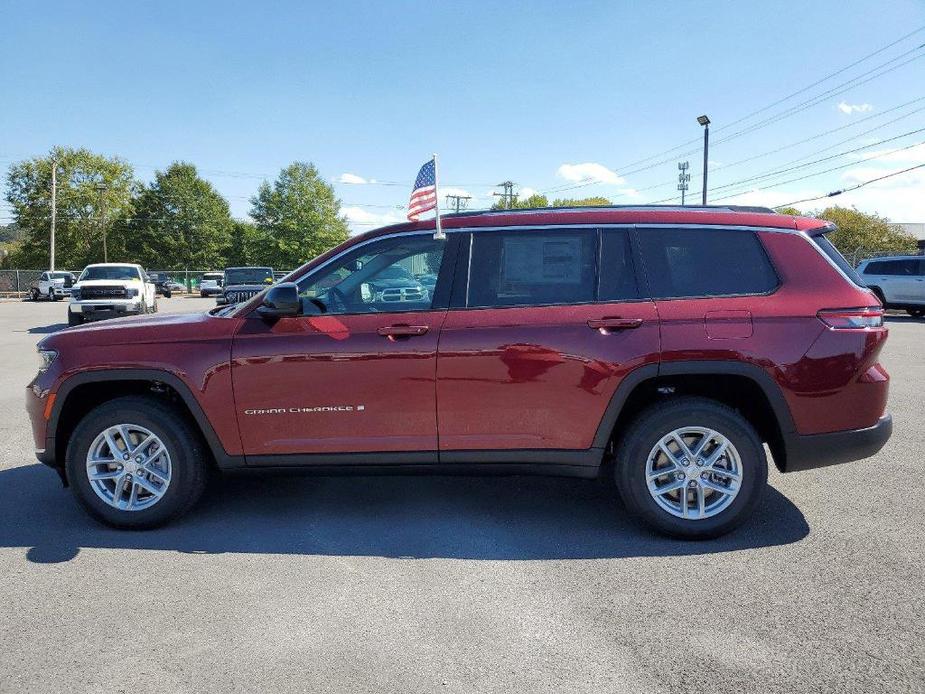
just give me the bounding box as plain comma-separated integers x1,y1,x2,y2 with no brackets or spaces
96,182,108,262
697,115,710,205
677,161,690,205
49,160,57,271
445,194,471,214
493,181,516,209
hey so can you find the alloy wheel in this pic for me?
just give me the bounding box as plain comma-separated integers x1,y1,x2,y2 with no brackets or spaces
85,423,172,511
645,427,742,520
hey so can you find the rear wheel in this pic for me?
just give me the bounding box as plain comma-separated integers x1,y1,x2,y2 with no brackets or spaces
65,396,208,529
30,288,40,301
614,397,768,539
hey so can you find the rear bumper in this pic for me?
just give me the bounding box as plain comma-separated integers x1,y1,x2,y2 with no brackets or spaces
782,414,892,472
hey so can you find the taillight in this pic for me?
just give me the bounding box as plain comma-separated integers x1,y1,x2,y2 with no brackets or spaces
817,307,884,329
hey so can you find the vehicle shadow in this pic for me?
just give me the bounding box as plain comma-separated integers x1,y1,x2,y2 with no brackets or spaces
0,464,809,564
25,323,68,334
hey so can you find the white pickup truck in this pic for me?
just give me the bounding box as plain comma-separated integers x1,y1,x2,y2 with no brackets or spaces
68,263,157,326
29,271,76,301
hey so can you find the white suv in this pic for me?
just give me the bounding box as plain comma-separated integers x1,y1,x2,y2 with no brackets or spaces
68,263,157,326
857,255,925,317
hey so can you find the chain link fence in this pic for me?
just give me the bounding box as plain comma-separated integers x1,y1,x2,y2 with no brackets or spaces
0,269,294,298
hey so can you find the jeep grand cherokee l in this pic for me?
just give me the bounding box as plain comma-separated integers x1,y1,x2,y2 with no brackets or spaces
27,206,892,538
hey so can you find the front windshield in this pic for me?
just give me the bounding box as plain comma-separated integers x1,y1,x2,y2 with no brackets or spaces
225,268,273,285
79,266,139,281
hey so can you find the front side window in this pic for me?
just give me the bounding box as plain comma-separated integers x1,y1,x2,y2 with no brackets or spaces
638,227,778,299
467,229,596,308
297,235,445,315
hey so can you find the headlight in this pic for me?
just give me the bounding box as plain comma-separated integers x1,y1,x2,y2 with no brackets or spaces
126,288,139,298
37,348,58,374
70,288,80,300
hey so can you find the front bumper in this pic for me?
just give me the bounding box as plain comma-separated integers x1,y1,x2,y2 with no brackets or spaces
782,414,892,472
70,299,142,320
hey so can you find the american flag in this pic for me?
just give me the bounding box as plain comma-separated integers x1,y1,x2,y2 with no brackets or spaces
407,158,437,221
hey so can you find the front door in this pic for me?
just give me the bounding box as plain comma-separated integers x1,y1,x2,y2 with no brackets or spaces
231,233,455,461
436,227,659,457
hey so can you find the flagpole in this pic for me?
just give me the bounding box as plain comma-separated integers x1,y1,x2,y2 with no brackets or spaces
432,153,445,240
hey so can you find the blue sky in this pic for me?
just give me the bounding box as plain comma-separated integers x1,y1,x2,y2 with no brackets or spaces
2,0,925,231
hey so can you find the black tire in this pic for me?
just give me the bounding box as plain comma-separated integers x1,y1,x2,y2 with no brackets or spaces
30,288,40,301
907,308,924,318
65,395,208,529
67,310,83,327
164,290,172,299
614,397,768,539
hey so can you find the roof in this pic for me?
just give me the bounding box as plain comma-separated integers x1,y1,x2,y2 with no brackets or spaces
84,262,141,267
351,204,826,243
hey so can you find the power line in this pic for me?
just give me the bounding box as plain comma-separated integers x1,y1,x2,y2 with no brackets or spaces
710,139,925,203
707,126,925,193
777,163,925,207
543,36,925,197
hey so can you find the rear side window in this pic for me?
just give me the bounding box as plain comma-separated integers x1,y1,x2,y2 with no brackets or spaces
467,229,596,307
638,227,778,299
812,234,865,286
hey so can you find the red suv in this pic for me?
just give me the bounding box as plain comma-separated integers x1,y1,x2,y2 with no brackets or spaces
26,206,892,538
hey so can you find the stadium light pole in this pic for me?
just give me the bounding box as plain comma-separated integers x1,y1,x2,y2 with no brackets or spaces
697,115,710,205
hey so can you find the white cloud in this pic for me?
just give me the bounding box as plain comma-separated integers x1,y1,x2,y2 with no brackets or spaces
341,206,404,235
557,162,625,186
837,101,873,114
338,173,368,184
517,186,540,200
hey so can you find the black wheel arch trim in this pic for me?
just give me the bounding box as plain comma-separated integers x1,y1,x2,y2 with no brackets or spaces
592,359,798,466
47,368,243,469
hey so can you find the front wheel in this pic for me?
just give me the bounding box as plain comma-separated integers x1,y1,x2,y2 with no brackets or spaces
65,396,209,529
164,290,172,299
614,397,768,539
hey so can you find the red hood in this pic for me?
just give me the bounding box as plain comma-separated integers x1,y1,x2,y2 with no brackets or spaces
40,310,240,350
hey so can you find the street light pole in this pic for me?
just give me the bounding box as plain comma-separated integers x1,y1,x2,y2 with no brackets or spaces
697,115,710,205
96,183,108,262
50,160,57,271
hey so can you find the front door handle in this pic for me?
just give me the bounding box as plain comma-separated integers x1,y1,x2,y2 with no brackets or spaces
377,324,430,338
587,317,643,331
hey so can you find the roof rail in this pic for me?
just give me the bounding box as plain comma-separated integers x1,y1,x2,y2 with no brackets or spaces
441,204,778,218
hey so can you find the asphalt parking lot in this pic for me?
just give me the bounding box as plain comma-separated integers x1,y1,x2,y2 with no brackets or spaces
0,297,922,693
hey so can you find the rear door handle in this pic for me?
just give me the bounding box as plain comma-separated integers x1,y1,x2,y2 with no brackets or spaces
377,324,430,338
587,317,643,331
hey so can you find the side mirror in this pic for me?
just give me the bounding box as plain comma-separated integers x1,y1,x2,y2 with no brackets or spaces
256,282,300,320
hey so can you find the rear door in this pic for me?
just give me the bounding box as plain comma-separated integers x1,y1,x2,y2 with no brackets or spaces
435,226,659,459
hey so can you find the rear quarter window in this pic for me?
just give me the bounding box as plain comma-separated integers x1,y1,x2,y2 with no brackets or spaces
637,227,778,299
811,234,866,287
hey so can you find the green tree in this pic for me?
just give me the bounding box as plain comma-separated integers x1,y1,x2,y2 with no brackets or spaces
5,147,135,269
250,162,349,269
225,220,268,267
131,162,233,270
491,193,613,210
551,196,612,207
776,205,917,256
